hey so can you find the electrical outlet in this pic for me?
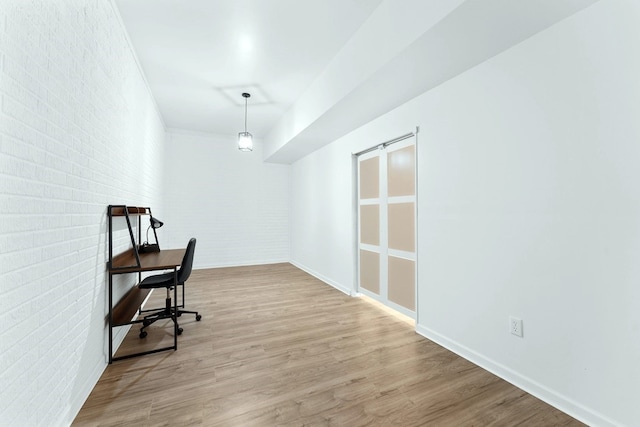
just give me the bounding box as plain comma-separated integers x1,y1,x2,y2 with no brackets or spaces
509,316,523,337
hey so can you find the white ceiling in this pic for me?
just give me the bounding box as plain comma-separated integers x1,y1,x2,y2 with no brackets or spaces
114,0,383,137
115,0,600,163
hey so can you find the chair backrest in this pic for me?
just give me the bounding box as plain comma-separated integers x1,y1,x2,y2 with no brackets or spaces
177,238,196,284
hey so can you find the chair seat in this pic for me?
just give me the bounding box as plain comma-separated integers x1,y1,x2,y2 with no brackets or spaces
139,271,180,289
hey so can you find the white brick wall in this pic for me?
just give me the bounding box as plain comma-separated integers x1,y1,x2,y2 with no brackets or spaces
162,130,290,268
0,1,165,425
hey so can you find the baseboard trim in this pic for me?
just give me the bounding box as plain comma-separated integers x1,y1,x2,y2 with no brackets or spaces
194,258,290,270
66,357,108,425
415,324,620,427
289,260,354,296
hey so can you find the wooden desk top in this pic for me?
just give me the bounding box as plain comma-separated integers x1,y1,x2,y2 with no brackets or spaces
110,248,186,273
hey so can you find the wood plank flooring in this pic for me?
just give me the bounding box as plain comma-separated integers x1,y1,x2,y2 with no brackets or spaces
73,263,583,426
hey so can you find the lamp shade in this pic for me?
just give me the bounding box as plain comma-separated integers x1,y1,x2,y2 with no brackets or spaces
238,131,253,151
150,216,164,229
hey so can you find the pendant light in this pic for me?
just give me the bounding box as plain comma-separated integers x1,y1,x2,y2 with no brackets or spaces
238,92,253,151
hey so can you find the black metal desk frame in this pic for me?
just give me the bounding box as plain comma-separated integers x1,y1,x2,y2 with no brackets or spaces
107,205,184,363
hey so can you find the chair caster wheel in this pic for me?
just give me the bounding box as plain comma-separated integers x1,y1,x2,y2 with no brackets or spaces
196,314,202,321
139,331,147,339
177,312,182,317
177,327,183,335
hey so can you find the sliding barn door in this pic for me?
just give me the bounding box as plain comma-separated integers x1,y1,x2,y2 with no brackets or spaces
358,137,416,318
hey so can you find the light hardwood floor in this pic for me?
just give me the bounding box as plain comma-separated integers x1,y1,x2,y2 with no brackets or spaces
74,263,583,426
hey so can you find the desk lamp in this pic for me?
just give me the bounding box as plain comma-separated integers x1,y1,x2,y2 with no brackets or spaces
139,216,163,253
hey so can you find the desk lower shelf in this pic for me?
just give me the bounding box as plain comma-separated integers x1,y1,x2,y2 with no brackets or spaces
112,286,151,326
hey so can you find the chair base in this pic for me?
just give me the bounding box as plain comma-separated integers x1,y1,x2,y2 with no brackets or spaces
139,291,201,338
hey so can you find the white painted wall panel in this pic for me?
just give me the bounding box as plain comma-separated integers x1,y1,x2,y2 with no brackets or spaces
290,142,357,294
162,131,290,268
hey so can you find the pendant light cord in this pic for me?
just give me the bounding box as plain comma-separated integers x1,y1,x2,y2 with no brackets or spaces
242,92,251,133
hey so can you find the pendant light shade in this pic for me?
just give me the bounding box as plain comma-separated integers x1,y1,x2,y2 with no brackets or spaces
238,131,252,151
238,92,253,151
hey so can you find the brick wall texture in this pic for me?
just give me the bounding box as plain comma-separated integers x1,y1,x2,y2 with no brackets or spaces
0,1,166,425
162,131,290,269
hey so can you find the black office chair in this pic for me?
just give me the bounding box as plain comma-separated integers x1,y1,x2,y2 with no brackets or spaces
138,238,201,338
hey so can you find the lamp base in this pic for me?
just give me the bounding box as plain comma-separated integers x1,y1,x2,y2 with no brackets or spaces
139,243,159,253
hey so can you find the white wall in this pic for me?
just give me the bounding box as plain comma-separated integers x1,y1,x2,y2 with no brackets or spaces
162,131,290,268
0,1,165,425
290,141,358,293
290,1,640,425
